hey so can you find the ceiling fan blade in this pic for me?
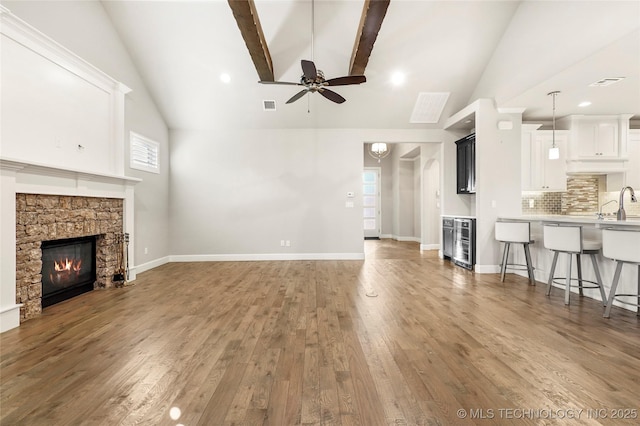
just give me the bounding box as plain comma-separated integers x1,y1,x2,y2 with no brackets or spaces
286,89,310,104
301,60,318,80
325,75,367,86
259,81,303,86
319,89,346,104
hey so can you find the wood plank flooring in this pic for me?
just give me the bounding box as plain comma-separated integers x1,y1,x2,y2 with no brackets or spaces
1,240,639,425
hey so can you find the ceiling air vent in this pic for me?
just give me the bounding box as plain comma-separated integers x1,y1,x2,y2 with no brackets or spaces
589,77,625,87
410,92,450,124
263,100,276,111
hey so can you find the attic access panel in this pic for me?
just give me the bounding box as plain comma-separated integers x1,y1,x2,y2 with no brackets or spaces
410,92,450,124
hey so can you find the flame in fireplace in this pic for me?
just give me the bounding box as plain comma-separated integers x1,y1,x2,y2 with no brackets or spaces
54,258,83,272
49,257,83,285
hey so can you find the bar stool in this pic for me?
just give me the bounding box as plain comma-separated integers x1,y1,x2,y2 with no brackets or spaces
495,221,535,284
602,228,640,318
543,224,608,305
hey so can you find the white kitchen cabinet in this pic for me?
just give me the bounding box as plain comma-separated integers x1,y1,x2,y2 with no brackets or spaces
522,129,568,191
558,114,633,174
576,119,618,157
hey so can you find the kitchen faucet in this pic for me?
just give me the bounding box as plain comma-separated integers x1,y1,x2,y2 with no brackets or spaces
616,186,637,221
596,200,617,220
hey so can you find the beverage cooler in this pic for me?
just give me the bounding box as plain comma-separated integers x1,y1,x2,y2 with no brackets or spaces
452,218,476,270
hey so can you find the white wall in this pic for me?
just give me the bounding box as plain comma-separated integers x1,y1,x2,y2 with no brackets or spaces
413,158,421,239
421,144,441,249
474,100,523,271
4,1,171,271
169,129,365,258
397,160,414,239
1,34,113,173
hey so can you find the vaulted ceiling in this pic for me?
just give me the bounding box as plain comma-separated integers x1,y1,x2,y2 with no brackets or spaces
100,0,640,130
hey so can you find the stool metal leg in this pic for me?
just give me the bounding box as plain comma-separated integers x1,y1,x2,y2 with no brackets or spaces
576,254,584,296
604,261,624,318
590,253,607,306
524,243,535,285
500,242,511,282
547,251,559,296
565,253,572,305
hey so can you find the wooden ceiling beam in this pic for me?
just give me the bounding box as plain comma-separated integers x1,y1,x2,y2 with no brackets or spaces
228,0,274,81
349,0,390,76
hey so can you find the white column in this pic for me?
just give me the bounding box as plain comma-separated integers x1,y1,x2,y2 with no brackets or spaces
0,165,22,332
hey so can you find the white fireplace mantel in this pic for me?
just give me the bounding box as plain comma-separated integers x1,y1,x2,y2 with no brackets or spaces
0,158,140,332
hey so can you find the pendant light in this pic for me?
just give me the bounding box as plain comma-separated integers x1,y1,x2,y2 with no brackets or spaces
368,143,390,162
548,91,560,160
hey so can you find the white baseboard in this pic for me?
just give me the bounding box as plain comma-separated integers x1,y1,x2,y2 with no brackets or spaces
395,236,421,243
420,244,440,251
380,234,393,239
0,304,22,333
170,252,365,262
131,256,171,277
474,264,501,274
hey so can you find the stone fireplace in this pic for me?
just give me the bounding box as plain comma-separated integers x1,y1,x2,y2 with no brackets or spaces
1,159,139,332
16,194,125,320
1,7,138,332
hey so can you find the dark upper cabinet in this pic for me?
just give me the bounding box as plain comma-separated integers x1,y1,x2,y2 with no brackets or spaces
455,133,476,194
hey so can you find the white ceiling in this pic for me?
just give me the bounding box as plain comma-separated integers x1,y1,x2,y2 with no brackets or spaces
100,0,640,131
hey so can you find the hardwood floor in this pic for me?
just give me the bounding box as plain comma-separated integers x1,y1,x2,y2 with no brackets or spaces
1,240,639,425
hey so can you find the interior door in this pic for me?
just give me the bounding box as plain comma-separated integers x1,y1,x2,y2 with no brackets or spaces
363,168,381,238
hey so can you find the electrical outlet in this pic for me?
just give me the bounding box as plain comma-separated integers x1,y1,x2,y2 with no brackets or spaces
144,247,148,254
529,199,535,208
280,240,285,247
285,240,290,247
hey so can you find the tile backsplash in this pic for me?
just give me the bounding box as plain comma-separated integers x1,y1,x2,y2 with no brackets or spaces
522,175,640,217
522,192,562,215
562,175,599,215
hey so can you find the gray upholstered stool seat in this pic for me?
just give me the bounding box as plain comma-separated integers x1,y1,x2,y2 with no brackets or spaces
602,228,640,318
495,221,535,284
543,224,608,306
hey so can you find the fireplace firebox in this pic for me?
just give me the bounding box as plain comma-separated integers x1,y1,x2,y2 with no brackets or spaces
41,236,97,307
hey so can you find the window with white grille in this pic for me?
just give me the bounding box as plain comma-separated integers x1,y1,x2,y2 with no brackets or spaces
130,132,159,174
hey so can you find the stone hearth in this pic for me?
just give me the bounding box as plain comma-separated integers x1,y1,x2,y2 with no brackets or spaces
16,194,124,320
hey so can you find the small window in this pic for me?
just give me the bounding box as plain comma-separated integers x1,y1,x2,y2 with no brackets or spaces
130,132,159,174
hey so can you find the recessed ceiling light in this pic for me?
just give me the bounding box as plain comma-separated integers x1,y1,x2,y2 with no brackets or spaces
578,101,592,107
391,71,406,86
220,73,231,84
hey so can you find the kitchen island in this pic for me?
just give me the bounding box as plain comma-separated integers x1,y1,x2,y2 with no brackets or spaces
497,215,640,314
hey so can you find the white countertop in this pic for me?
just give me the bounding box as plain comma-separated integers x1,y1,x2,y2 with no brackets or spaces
498,215,640,228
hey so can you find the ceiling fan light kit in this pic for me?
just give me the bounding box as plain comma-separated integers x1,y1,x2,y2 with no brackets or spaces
258,0,366,105
259,60,367,105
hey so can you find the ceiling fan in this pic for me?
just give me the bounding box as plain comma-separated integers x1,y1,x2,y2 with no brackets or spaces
259,60,366,104
258,0,366,104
